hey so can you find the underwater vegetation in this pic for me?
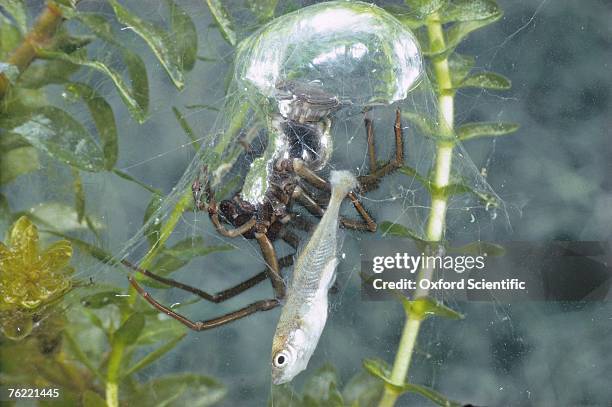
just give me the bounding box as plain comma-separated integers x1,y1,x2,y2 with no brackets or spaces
0,1,521,406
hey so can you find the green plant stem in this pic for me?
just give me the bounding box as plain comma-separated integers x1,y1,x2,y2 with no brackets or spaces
105,342,124,407
0,2,65,100
105,189,192,407
378,12,455,407
139,189,193,271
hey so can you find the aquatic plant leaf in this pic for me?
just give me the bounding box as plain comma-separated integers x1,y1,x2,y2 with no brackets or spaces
63,330,104,381
143,238,233,288
114,312,145,345
402,111,442,139
0,13,20,58
28,202,103,232
434,182,498,208
0,134,39,184
204,0,237,46
363,358,392,382
143,193,163,249
0,310,33,340
51,30,95,54
447,52,475,85
123,331,187,377
64,82,118,169
405,0,446,17
0,0,27,34
2,106,105,172
364,358,461,406
460,72,511,90
81,290,125,309
131,373,226,406
16,56,77,88
384,5,425,29
112,169,159,194
37,47,148,123
81,308,107,332
172,106,198,148
40,239,72,271
425,13,502,58
399,166,431,189
167,0,198,71
248,0,278,23
444,14,502,49
439,0,500,23
8,216,38,259
108,0,184,89
456,121,519,141
402,297,464,321
68,12,149,122
380,221,423,241
47,231,115,264
135,318,186,345
303,364,344,405
342,371,384,407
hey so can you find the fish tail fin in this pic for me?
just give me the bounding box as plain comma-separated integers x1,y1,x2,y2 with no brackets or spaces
330,170,358,199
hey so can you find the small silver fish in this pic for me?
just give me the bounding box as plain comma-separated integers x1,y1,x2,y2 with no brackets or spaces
271,170,357,385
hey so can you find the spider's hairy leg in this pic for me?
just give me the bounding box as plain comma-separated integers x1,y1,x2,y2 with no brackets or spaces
124,255,294,331
255,233,286,299
129,276,280,331
285,160,377,232
122,256,293,303
279,229,300,250
358,108,405,192
365,110,378,173
191,165,257,238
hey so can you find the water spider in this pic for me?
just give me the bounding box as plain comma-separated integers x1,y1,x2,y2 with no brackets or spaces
124,0,424,332
125,107,407,331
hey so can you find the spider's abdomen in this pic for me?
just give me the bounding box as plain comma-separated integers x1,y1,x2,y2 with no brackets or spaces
283,121,324,165
272,115,332,172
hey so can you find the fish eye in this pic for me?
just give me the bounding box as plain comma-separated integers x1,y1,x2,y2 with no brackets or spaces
273,351,289,368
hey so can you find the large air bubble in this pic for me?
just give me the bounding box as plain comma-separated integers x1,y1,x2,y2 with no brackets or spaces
235,1,424,112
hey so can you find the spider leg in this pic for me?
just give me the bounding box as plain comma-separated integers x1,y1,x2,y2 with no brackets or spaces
210,211,256,238
255,233,286,299
365,111,378,173
193,169,258,238
122,256,293,303
292,183,376,232
293,185,324,216
129,277,279,331
279,229,300,250
358,109,405,192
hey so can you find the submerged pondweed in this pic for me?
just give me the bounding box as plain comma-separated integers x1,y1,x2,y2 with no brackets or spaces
0,216,73,339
